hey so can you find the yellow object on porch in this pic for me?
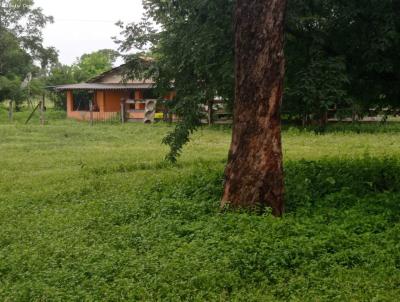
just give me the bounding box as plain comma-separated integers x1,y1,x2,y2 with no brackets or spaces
155,112,164,119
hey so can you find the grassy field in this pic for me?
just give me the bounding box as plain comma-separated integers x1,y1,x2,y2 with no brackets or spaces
0,109,400,301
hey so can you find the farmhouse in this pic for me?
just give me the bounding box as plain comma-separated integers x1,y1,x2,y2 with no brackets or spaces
54,65,173,123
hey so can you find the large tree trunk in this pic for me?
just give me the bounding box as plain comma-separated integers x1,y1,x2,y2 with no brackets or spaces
222,0,287,216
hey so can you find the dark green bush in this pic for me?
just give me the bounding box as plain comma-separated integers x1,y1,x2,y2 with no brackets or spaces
285,157,400,212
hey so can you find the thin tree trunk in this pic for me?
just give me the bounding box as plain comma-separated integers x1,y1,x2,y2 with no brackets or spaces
8,100,13,121
207,100,215,125
320,109,328,127
222,0,287,216
302,113,307,127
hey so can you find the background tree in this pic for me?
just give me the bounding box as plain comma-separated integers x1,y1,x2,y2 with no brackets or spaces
42,65,72,109
73,49,120,82
0,74,26,105
0,0,55,64
284,0,400,120
0,0,57,105
285,56,349,127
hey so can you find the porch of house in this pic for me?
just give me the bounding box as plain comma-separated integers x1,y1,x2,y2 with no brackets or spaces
54,83,169,123
54,82,230,124
66,89,152,122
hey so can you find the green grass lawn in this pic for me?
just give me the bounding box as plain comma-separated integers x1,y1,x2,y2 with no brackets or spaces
0,110,400,301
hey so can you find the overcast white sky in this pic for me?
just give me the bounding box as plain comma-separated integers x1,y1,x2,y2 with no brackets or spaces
35,0,144,65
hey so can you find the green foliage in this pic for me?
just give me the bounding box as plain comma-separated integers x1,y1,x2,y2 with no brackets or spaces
47,49,119,87
117,0,235,161
285,56,349,122
0,74,24,103
0,120,399,300
285,157,400,212
73,49,120,82
0,0,56,66
0,106,66,122
161,100,203,162
0,29,32,77
45,65,76,109
119,0,400,160
285,0,400,116
0,28,32,104
0,0,58,105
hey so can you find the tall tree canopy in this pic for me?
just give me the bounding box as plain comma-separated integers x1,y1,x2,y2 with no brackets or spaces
0,0,58,71
74,49,120,82
0,0,58,103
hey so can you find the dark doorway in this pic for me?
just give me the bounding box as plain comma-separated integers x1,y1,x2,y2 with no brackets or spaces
73,91,94,111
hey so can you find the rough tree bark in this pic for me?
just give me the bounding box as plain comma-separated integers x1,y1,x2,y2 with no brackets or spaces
222,0,287,216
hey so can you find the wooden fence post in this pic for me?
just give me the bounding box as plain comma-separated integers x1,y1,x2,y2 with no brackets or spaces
89,100,94,126
120,98,126,124
40,94,45,126
8,100,13,122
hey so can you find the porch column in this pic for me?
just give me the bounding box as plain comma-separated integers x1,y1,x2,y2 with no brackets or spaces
97,91,106,112
134,90,143,100
66,90,73,117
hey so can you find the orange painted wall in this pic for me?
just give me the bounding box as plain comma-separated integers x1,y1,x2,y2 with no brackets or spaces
96,91,105,112
104,91,128,112
66,90,90,120
135,90,143,100
68,111,118,121
66,89,176,121
66,91,73,114
67,90,126,119
128,111,145,119
67,90,108,120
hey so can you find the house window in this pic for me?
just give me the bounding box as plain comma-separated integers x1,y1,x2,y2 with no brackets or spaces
73,91,94,111
142,89,156,99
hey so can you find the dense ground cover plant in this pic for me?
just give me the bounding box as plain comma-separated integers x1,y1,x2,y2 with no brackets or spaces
0,115,399,301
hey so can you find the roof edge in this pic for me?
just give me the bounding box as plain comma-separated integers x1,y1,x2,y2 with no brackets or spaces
53,82,154,91
87,64,126,83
